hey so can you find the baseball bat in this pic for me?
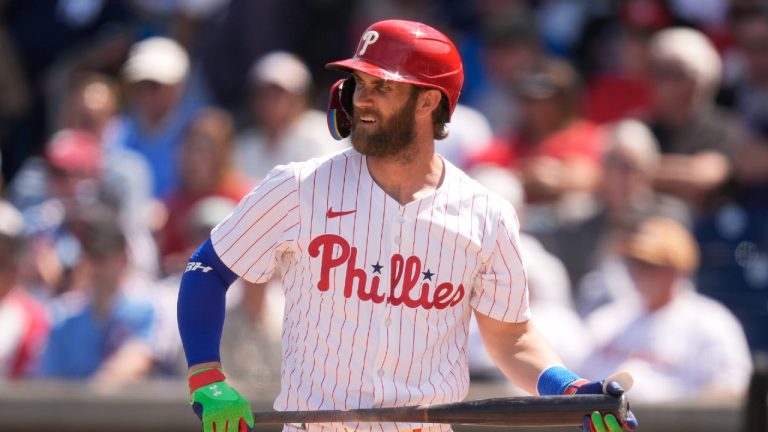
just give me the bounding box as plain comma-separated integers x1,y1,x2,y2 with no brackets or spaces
251,394,628,427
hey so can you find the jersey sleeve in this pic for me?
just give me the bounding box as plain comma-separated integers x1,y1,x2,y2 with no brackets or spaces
470,201,530,323
210,164,300,283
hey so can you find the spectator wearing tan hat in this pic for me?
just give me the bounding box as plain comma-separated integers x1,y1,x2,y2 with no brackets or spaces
232,51,348,182
114,36,204,198
547,119,690,315
578,216,753,402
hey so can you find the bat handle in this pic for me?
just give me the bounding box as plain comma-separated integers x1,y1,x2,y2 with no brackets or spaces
616,393,630,425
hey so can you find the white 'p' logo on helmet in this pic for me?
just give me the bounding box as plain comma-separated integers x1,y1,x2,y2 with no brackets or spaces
358,30,379,56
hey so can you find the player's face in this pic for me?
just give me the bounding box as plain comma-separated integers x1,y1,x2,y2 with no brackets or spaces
349,72,419,158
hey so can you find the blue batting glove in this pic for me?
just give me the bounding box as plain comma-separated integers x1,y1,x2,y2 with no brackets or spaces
566,378,638,432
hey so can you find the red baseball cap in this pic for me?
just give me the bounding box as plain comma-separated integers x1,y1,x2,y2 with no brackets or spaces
45,129,102,175
326,19,464,115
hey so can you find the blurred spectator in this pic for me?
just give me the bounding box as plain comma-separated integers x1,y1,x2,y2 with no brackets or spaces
547,119,690,314
39,205,157,381
0,24,30,176
65,74,155,224
469,58,603,240
722,7,768,187
7,129,103,211
465,7,541,136
7,128,159,293
11,74,154,223
645,27,748,214
127,0,229,50
1,0,135,184
160,107,252,274
581,0,673,123
535,0,594,58
349,0,441,37
0,200,49,379
114,36,204,198
436,104,493,170
7,130,105,298
471,58,603,201
232,51,347,181
197,0,354,112
668,0,731,45
579,216,753,402
722,6,768,136
465,164,589,383
692,5,768,353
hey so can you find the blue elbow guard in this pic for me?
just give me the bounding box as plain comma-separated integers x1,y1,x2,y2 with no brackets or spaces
177,238,239,366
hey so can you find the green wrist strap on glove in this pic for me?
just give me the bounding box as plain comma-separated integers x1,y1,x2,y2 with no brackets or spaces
189,367,255,432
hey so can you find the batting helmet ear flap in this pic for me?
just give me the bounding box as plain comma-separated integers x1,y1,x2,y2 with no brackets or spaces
327,77,355,140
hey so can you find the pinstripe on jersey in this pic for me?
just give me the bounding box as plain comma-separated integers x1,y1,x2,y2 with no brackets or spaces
211,148,529,432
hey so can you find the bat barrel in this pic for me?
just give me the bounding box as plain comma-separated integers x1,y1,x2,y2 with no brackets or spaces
252,394,628,427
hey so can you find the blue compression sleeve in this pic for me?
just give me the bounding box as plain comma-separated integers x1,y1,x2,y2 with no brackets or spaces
177,238,239,366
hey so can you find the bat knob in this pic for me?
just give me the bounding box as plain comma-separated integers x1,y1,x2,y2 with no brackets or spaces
603,371,634,393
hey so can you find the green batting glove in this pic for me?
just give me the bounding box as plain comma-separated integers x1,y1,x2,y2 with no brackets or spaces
189,367,255,432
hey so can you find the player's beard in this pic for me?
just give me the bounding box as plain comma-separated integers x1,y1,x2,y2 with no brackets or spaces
350,91,418,159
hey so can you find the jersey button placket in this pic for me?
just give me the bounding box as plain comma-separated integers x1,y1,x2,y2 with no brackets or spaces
371,205,399,405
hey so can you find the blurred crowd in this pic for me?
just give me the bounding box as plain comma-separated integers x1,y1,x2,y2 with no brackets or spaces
0,0,767,404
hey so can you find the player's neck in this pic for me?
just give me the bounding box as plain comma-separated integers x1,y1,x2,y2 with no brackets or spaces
366,144,444,206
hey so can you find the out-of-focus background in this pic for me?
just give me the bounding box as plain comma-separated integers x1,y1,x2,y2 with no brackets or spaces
0,0,767,431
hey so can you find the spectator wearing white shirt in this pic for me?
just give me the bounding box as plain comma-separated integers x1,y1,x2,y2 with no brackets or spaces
232,51,348,182
579,216,753,402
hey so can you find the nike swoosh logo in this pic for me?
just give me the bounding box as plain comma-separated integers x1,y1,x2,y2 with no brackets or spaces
326,207,356,218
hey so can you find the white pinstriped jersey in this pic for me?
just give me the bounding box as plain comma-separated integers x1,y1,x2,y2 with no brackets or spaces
210,148,530,431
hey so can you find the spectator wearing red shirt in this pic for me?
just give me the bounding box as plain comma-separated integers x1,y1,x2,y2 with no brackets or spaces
470,57,604,205
159,108,252,274
583,26,654,124
582,0,675,124
0,200,49,378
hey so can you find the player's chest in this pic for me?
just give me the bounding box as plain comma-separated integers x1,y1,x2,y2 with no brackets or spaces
295,192,489,311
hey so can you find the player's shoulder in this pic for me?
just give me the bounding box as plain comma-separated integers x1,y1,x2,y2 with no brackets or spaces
447,160,520,218
287,147,359,180
254,148,352,184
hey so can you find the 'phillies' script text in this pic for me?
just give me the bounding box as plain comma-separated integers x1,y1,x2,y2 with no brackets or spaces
308,234,465,310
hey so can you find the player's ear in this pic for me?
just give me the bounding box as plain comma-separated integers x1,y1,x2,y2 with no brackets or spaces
415,88,441,118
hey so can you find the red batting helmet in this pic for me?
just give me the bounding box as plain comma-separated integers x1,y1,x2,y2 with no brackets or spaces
325,20,464,140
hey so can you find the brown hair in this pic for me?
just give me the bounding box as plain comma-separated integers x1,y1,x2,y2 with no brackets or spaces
410,87,451,140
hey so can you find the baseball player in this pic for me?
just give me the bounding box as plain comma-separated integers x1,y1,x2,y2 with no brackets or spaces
177,20,638,432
